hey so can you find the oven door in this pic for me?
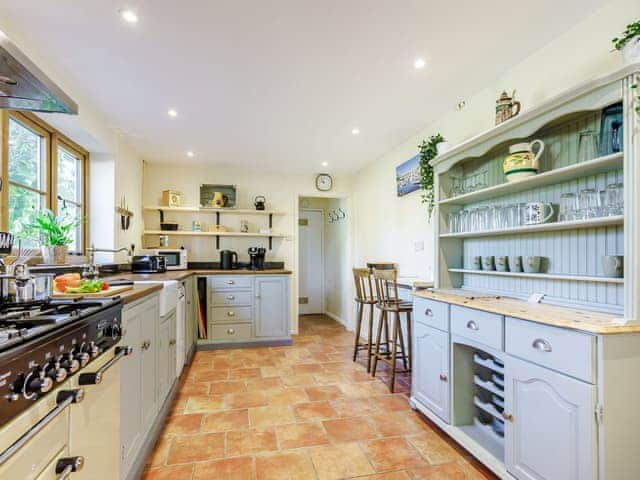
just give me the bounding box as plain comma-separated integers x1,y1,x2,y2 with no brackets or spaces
69,345,132,480
0,382,84,480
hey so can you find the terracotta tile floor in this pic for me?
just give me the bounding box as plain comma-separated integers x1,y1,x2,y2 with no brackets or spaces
144,315,497,480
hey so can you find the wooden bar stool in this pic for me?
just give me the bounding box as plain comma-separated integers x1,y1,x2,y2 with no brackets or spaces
370,268,413,393
352,268,379,372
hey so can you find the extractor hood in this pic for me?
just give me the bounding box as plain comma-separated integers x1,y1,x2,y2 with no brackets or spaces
0,29,77,114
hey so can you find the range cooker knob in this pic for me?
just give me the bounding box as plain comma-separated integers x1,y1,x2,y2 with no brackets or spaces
45,360,68,383
72,347,91,368
25,371,54,397
60,354,80,374
87,342,100,359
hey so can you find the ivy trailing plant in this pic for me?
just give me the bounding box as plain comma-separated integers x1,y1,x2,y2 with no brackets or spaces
611,20,640,51
418,133,445,220
632,75,640,115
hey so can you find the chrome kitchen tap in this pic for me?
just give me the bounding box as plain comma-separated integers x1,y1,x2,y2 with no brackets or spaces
82,244,135,278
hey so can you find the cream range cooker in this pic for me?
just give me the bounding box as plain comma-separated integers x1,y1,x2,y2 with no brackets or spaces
0,297,131,479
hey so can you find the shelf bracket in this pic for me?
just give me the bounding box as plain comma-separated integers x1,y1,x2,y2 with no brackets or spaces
268,213,273,228
269,236,272,250
216,235,220,250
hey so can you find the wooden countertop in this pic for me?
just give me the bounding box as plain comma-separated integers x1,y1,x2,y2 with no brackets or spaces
414,288,640,335
117,284,163,304
104,269,291,304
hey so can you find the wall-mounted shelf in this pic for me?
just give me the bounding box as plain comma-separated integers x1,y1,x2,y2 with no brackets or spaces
449,268,624,284
440,216,623,239
143,230,286,238
439,152,623,206
143,206,285,215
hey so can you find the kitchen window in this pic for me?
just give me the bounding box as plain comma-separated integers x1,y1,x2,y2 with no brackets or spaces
1,112,89,253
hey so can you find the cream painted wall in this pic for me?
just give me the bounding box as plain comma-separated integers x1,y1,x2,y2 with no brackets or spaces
352,0,640,281
143,164,353,333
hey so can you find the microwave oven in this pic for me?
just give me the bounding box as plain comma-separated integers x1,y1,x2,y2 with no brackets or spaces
143,248,188,270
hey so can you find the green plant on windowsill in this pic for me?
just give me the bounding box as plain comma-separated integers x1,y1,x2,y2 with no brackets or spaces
418,133,445,220
26,209,80,264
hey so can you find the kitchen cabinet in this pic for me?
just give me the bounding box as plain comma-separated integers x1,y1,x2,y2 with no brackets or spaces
158,310,177,401
412,321,449,422
183,277,197,361
255,276,289,338
120,294,159,480
504,356,596,480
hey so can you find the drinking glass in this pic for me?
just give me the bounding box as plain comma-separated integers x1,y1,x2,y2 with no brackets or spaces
578,188,600,219
447,212,458,233
605,183,624,216
514,202,528,227
504,204,518,228
558,193,577,221
578,131,599,163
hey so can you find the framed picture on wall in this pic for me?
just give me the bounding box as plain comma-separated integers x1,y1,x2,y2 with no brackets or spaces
396,154,420,197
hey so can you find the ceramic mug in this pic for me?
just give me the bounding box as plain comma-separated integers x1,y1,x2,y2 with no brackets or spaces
602,255,623,278
496,256,509,272
509,255,523,273
471,256,482,270
524,202,555,225
482,256,495,271
524,256,542,273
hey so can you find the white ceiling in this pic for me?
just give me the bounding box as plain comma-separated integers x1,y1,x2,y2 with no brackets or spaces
0,0,606,173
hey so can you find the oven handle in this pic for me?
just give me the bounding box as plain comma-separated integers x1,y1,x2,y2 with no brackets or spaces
78,346,133,386
0,389,84,466
56,456,84,480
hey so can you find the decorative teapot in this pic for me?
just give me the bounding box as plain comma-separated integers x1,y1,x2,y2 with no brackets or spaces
254,195,266,211
503,139,545,183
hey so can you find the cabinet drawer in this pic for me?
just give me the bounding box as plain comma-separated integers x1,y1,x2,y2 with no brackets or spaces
505,317,595,383
414,297,449,331
210,323,252,341
451,305,503,350
210,290,253,306
208,276,252,290
211,306,252,323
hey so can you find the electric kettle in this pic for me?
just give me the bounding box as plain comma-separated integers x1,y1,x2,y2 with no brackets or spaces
220,250,238,270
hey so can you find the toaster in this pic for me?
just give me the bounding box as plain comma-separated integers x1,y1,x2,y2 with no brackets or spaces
131,255,167,273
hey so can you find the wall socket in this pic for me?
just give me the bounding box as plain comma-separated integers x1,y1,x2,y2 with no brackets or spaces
414,241,424,252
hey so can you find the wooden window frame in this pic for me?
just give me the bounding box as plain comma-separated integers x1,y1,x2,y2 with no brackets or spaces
0,111,90,253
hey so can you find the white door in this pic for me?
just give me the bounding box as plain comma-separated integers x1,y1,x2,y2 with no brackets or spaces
505,355,596,480
298,209,324,315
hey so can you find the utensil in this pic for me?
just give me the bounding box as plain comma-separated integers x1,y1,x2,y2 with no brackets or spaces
482,256,495,271
508,255,523,272
523,202,555,225
496,256,509,272
471,256,482,270
578,188,600,219
604,183,623,216
524,256,542,273
503,139,544,182
578,130,599,163
602,255,623,278
558,193,577,222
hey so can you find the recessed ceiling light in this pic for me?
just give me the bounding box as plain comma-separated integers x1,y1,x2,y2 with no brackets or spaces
321,161,328,167
186,151,195,158
414,58,426,70
351,128,360,136
119,9,138,24
167,109,178,118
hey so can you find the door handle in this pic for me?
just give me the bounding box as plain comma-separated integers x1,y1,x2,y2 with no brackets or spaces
0,389,84,466
78,346,133,385
226,295,235,300
439,374,448,382
227,311,235,317
227,328,235,335
169,339,176,346
466,320,479,331
56,456,84,480
227,280,235,285
425,308,434,316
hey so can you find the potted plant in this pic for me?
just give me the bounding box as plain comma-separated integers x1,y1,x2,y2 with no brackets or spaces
418,133,445,220
612,20,640,65
27,209,79,265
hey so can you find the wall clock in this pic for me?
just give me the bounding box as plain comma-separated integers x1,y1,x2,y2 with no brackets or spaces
315,173,333,191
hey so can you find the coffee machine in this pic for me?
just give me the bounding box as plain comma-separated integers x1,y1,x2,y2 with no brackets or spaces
248,247,266,270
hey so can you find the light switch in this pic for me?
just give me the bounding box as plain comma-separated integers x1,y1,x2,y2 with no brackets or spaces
414,241,424,252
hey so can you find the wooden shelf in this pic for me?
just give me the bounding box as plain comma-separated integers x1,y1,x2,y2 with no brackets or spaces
143,206,285,215
449,268,624,284
440,216,623,239
143,230,287,238
439,152,623,206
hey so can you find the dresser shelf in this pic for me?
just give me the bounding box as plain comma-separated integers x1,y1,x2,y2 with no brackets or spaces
143,206,284,215
143,230,286,238
439,152,623,206
449,268,624,284
440,215,623,239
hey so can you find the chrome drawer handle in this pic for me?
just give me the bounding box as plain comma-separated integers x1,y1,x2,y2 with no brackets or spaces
439,374,448,382
466,320,479,331
227,311,235,317
227,280,235,285
425,308,433,316
227,328,235,335
226,295,235,300
532,338,552,352
56,456,84,480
